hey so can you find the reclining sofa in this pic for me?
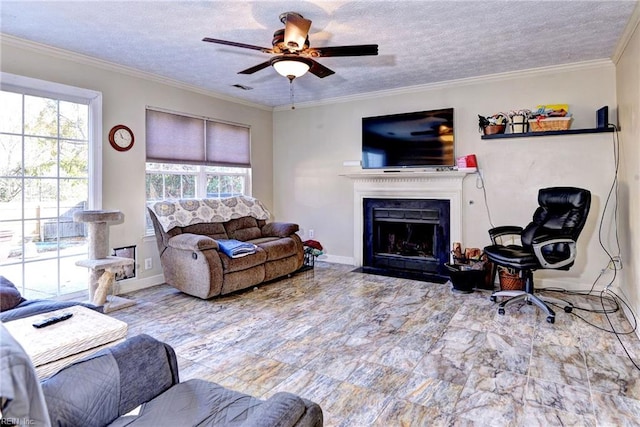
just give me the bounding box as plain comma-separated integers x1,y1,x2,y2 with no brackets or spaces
148,196,304,299
1,325,323,426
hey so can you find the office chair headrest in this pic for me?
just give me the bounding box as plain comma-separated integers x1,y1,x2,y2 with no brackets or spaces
528,187,591,242
538,187,591,210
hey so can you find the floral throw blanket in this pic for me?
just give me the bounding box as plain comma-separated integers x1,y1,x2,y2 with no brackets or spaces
150,196,271,232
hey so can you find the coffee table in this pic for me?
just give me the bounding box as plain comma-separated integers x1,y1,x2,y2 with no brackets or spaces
3,305,128,379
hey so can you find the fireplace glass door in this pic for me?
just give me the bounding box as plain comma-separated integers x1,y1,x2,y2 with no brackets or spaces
363,198,450,279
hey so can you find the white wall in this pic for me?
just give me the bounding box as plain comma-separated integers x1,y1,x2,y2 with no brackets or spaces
616,16,640,324
273,63,619,290
1,35,629,297
1,38,274,292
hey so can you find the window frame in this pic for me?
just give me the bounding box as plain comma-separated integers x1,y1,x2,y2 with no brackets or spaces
144,108,252,235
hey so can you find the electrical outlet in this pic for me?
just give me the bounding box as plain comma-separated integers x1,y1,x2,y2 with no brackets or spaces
308,229,314,238
144,258,152,270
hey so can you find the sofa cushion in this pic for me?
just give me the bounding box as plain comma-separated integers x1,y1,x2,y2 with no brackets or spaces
42,334,178,427
252,237,298,262
220,248,268,273
261,222,299,238
109,379,264,426
224,217,262,241
180,222,228,240
43,350,121,427
108,334,179,416
0,276,26,312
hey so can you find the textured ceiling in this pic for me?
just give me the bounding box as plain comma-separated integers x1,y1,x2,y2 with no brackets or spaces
1,1,636,109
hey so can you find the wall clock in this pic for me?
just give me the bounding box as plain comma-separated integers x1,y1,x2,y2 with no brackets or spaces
108,125,134,152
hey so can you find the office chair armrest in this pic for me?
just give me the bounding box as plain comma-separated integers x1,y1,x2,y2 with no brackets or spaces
488,226,523,244
531,237,577,269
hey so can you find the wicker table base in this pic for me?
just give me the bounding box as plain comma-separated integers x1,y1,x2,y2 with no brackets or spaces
3,305,128,379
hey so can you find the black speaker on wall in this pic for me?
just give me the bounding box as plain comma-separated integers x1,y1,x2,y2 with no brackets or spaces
597,106,609,128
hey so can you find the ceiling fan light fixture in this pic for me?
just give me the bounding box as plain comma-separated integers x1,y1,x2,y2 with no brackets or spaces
272,57,311,79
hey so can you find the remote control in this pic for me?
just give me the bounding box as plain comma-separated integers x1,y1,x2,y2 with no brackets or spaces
32,312,73,328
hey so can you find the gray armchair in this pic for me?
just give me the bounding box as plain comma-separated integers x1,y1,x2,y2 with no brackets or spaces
1,326,322,427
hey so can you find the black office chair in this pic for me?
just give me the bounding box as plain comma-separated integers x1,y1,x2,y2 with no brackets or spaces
484,187,591,323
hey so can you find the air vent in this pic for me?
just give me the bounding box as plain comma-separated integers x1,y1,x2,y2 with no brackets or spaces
232,84,253,91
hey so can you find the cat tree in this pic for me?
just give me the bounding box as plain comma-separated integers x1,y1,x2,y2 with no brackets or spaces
74,210,135,313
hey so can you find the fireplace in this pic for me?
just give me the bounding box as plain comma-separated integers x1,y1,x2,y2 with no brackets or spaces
363,198,450,281
343,169,468,282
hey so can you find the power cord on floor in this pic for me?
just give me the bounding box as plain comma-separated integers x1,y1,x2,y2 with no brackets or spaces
539,124,640,370
593,124,640,369
476,125,638,368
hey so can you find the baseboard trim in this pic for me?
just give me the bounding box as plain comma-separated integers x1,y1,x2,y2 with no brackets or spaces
115,273,165,294
319,254,355,265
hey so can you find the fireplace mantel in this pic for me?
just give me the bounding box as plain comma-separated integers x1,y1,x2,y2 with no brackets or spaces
343,169,471,267
341,169,470,181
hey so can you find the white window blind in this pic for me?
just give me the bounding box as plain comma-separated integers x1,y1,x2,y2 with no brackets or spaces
146,109,250,167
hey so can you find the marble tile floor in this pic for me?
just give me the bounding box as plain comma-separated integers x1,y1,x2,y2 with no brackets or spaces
112,262,640,426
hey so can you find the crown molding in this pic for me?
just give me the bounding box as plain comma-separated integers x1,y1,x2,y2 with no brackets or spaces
274,59,615,111
1,33,617,114
612,0,640,64
0,33,272,112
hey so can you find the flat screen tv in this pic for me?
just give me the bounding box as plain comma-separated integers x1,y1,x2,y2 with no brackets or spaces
361,108,454,169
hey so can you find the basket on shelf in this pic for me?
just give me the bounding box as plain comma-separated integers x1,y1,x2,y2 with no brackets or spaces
483,124,506,135
498,269,525,291
528,117,572,132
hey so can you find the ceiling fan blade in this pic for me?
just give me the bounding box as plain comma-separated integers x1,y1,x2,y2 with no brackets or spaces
202,37,273,54
238,61,272,75
283,12,312,51
307,44,378,57
308,59,335,78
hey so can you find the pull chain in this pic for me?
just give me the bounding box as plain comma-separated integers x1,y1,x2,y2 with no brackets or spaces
288,76,296,110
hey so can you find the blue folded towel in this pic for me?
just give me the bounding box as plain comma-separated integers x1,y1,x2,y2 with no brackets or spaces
217,239,257,258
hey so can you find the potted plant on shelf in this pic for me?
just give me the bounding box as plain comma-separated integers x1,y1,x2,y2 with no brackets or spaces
478,113,507,135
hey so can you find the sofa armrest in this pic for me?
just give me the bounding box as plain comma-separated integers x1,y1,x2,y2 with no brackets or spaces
0,325,51,426
167,233,218,251
41,335,179,426
0,300,102,323
261,222,299,238
240,392,306,427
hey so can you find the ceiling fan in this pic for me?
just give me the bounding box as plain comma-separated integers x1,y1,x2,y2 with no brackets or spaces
202,12,379,81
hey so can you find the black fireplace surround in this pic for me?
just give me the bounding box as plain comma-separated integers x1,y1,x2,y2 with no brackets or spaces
362,198,450,282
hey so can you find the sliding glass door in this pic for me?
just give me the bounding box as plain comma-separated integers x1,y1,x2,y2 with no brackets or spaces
0,75,101,299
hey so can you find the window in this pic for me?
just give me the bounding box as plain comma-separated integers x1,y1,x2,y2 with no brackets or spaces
145,108,251,233
0,72,102,299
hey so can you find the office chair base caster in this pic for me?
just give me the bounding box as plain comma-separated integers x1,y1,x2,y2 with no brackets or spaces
547,316,555,324
498,307,505,315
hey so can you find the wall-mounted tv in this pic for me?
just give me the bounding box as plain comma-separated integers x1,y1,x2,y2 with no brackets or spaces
361,108,454,169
